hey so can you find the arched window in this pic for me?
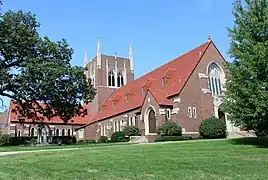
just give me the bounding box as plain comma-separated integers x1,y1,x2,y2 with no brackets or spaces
17,129,21,137
62,129,65,136
208,63,222,96
31,128,35,137
55,129,59,136
108,70,115,87
67,129,71,136
117,71,124,87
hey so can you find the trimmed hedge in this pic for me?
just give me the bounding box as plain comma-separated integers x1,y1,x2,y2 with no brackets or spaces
0,135,76,146
99,136,108,143
111,131,127,142
52,136,76,145
0,135,37,146
199,116,226,139
155,136,191,142
123,126,140,137
157,122,182,136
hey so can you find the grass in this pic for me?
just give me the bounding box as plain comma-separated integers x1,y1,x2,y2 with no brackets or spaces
0,138,268,180
0,142,131,152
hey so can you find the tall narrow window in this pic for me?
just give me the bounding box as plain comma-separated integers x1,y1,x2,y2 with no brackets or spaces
128,117,132,126
55,129,59,136
117,71,124,87
104,125,106,136
67,129,71,136
188,107,192,118
162,78,166,87
113,121,116,132
132,116,136,126
31,128,35,137
108,70,115,87
166,109,171,119
17,129,21,137
208,63,222,96
193,107,197,118
62,129,65,136
100,125,103,136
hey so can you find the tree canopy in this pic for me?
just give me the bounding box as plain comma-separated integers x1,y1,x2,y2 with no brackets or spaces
224,0,268,135
0,9,96,123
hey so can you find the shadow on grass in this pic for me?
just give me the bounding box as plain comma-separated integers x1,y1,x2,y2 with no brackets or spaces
229,137,268,148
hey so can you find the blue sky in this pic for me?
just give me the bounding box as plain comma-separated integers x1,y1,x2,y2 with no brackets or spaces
0,0,234,108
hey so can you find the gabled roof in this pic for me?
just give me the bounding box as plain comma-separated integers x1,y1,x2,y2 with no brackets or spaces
89,40,212,124
8,101,95,125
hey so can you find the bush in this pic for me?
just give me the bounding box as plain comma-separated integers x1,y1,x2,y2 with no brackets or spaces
0,134,11,146
199,116,227,139
155,136,191,142
157,122,182,136
85,139,97,144
52,136,76,145
111,131,126,142
99,136,108,143
123,126,140,137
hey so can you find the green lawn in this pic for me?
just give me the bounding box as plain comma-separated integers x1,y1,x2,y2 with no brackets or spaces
0,142,131,152
0,139,268,180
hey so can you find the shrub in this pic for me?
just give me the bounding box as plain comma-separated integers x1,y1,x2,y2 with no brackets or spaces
155,136,191,142
52,136,76,145
123,126,140,137
111,131,126,142
157,122,182,136
199,116,227,139
99,136,108,143
0,134,11,146
85,139,97,144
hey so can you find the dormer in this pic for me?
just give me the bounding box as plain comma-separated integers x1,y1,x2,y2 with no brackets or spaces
162,68,176,87
125,86,136,103
110,94,121,108
142,78,155,96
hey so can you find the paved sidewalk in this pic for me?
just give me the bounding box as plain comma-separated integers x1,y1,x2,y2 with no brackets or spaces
0,147,83,157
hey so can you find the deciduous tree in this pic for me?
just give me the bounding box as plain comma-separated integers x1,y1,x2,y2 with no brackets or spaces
0,10,95,123
224,0,268,136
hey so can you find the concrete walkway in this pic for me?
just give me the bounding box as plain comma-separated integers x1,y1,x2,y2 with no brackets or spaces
0,147,83,157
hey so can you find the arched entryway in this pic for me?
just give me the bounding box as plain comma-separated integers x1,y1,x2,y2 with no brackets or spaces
144,106,157,135
148,110,157,133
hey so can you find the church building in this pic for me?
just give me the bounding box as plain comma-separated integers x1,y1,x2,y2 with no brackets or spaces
78,37,241,142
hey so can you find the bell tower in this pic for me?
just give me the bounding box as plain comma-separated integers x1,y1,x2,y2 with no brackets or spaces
84,37,135,112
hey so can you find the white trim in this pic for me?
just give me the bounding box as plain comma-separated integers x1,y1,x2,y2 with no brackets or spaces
171,107,180,114
182,132,199,135
198,73,208,79
173,98,181,103
159,109,165,115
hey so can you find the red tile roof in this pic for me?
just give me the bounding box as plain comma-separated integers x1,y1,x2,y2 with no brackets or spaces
9,101,95,125
89,41,212,124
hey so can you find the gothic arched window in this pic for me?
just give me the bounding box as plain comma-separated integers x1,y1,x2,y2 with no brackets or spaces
117,71,124,87
62,129,66,136
208,63,222,96
108,70,115,87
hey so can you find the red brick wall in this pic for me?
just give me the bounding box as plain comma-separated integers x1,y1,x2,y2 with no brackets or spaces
170,43,227,132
